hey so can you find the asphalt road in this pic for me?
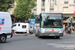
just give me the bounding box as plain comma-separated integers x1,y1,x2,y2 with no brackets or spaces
0,34,75,50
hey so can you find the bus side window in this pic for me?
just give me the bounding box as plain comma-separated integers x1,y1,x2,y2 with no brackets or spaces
35,16,40,23
35,14,42,27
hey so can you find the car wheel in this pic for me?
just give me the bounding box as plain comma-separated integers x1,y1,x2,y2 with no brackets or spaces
0,35,6,43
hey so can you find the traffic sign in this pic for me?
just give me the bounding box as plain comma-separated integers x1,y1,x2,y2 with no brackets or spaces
71,20,72,22
74,11,75,14
69,5,75,6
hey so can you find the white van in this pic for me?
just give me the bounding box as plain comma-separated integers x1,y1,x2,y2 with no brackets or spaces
0,12,13,43
13,23,33,33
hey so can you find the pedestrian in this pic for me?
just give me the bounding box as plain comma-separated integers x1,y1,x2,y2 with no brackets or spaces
68,27,71,35
65,26,68,34
72,26,74,31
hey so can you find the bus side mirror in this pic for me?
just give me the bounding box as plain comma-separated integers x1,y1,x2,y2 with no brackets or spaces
38,17,40,21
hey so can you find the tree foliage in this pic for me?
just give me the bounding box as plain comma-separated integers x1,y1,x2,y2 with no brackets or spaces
0,0,14,11
14,0,36,20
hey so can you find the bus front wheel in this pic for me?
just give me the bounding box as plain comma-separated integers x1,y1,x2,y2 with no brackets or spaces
37,35,41,38
56,36,60,39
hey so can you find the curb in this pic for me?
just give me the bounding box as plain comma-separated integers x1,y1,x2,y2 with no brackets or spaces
13,33,30,37
64,33,75,35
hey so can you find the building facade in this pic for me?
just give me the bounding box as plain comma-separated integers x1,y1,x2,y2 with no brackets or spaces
32,0,75,15
8,0,75,27
32,0,75,27
8,0,17,22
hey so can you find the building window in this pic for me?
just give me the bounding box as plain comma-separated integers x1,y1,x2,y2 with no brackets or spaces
35,0,37,4
74,0,75,3
34,10,37,15
64,0,68,4
42,0,45,6
14,1,17,8
42,10,45,12
50,9,54,12
63,7,68,12
51,0,54,6
55,0,57,5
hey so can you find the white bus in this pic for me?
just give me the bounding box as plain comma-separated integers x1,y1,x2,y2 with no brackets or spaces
35,12,63,39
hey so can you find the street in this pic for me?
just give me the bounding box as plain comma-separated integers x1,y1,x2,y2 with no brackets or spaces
0,34,75,50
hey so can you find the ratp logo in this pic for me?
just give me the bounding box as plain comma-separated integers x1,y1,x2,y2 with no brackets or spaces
0,18,5,26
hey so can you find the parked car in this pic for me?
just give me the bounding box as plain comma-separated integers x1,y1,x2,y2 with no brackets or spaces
13,23,33,34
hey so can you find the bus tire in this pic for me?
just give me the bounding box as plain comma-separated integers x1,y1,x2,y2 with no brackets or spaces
56,36,60,39
35,34,37,36
37,35,41,38
0,35,6,43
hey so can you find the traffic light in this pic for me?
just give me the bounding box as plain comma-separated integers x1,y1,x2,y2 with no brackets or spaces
71,20,72,22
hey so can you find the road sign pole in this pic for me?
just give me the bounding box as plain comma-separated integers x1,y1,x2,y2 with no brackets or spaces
71,16,72,34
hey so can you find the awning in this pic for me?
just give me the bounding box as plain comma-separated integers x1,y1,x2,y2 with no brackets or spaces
62,12,74,14
11,17,17,20
63,20,75,23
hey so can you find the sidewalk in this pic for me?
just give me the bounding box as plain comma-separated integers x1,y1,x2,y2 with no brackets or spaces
71,31,75,34
64,31,75,35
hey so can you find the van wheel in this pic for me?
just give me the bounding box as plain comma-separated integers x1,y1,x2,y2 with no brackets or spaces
0,35,6,43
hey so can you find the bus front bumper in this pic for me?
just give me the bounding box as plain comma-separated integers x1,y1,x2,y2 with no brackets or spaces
38,33,63,37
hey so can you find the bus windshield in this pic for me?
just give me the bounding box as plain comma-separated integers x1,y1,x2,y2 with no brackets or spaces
41,13,63,28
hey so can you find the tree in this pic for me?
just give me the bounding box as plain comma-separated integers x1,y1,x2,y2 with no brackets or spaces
0,0,14,11
14,0,36,20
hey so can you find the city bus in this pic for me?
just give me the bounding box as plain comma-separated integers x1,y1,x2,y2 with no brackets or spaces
35,12,63,38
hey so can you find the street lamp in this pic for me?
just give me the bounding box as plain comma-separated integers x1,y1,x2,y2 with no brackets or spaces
71,16,72,34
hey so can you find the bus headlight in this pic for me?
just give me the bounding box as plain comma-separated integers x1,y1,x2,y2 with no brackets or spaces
41,29,45,33
59,29,63,33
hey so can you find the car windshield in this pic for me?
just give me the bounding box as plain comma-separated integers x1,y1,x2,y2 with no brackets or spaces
41,13,63,28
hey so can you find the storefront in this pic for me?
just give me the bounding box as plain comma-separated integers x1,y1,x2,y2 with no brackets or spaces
63,12,75,27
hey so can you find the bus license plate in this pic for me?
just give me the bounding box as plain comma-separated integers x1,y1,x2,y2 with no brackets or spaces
49,34,55,36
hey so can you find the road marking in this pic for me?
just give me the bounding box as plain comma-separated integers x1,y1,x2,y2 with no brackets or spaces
47,43,75,49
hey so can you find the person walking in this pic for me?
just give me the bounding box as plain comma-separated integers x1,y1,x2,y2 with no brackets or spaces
65,26,68,34
68,27,71,35
72,26,74,31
